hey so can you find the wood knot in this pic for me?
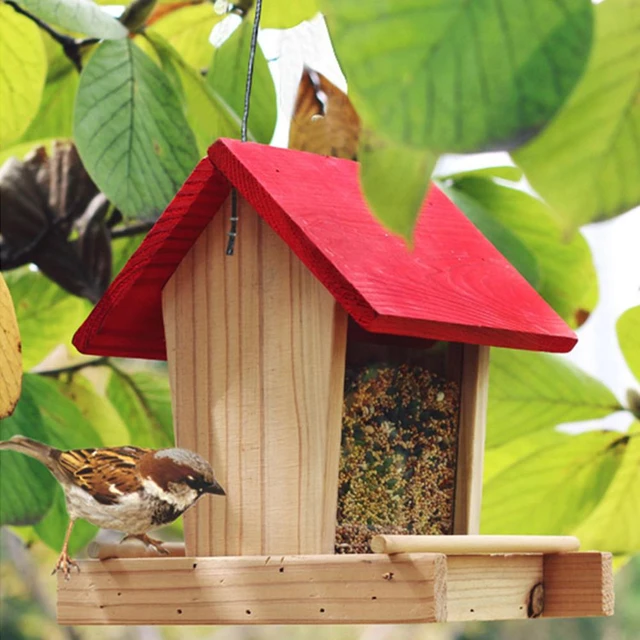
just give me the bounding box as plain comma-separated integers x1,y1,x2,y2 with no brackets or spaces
527,582,544,618
382,572,394,581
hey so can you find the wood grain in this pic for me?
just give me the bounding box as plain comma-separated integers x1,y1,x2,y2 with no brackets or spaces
57,553,447,625
73,140,576,361
453,344,490,534
162,196,348,556
543,552,614,618
371,535,580,555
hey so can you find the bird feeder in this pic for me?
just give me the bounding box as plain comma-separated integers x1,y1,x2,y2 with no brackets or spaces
62,140,613,625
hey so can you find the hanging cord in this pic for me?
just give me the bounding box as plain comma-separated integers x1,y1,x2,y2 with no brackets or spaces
226,0,264,256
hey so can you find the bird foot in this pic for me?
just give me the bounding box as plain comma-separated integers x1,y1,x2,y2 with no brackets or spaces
121,533,170,555
52,551,80,580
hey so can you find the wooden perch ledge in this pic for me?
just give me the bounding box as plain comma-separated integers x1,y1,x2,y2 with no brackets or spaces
57,550,613,625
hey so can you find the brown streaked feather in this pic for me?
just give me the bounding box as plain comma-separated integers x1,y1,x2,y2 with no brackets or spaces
57,446,150,505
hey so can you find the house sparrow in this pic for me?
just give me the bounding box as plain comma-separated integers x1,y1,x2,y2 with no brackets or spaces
0,435,225,578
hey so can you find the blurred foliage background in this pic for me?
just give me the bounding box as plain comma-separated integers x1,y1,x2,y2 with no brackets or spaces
1,0,639,638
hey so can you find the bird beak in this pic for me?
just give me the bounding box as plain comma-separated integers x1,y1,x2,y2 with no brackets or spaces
204,480,226,496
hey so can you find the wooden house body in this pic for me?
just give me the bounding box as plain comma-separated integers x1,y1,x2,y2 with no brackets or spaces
63,140,612,625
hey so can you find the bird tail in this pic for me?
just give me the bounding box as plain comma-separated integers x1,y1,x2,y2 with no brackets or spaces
0,435,59,469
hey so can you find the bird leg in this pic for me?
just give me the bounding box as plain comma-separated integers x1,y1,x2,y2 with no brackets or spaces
52,519,80,580
120,533,170,555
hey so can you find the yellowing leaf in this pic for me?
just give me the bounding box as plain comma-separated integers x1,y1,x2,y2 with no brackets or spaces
288,67,360,160
617,305,640,384
0,274,22,418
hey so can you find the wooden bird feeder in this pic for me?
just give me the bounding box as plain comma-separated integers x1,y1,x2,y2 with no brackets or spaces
63,140,613,625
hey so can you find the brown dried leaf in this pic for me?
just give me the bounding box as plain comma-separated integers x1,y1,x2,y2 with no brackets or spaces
0,273,22,418
288,67,360,160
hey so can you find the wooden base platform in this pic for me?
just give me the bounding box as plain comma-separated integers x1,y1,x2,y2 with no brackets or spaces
57,551,613,625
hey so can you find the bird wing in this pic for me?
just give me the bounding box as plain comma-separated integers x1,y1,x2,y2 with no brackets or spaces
57,446,150,505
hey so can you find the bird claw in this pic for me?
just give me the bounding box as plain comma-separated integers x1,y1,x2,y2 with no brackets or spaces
121,533,169,555
52,552,80,580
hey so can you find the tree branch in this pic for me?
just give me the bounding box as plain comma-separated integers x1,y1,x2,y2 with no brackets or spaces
6,2,99,72
37,357,110,377
110,221,155,240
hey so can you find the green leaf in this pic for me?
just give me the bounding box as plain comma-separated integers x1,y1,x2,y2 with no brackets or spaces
107,367,174,448
0,385,56,526
617,306,640,384
514,0,640,232
358,129,436,240
482,430,626,535
111,234,144,278
148,3,222,69
5,269,90,370
18,50,78,144
437,165,523,183
18,0,128,40
74,39,200,219
56,373,131,446
442,186,540,288
22,374,104,450
0,5,47,148
207,19,277,144
322,0,593,153
146,32,241,154
34,484,98,556
443,177,598,325
574,425,640,554
259,1,319,28
488,348,623,448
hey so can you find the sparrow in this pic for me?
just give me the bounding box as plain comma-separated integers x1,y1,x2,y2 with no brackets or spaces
0,435,225,578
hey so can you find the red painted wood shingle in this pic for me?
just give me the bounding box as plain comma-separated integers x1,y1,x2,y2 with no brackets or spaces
73,140,576,359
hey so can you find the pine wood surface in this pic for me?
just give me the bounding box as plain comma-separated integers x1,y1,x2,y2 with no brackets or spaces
453,345,490,534
73,140,576,360
162,199,347,556
56,552,612,625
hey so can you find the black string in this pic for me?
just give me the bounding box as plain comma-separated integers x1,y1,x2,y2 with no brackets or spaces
226,0,264,256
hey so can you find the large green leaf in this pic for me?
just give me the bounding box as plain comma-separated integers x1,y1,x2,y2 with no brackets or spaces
146,32,241,154
107,367,174,448
22,374,103,450
443,176,598,325
617,306,640,383
514,0,640,232
19,49,78,144
482,430,626,535
56,373,131,446
0,5,47,148
322,0,593,153
207,19,277,144
358,130,435,241
574,424,640,554
0,385,56,526
19,0,128,40
148,3,222,69
74,39,200,219
4,269,90,370
487,348,623,448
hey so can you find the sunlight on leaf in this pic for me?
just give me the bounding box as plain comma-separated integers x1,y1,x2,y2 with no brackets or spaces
482,430,626,535
574,424,640,555
514,0,640,232
358,129,436,241
323,0,593,153
19,0,128,40
488,348,622,448
4,269,90,371
259,0,319,28
0,4,46,148
74,39,200,219
617,305,640,384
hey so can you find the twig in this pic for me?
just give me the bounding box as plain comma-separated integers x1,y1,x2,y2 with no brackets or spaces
6,2,98,72
37,357,110,377
110,221,155,239
226,0,263,256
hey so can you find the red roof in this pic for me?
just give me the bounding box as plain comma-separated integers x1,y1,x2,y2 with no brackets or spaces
73,139,576,359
